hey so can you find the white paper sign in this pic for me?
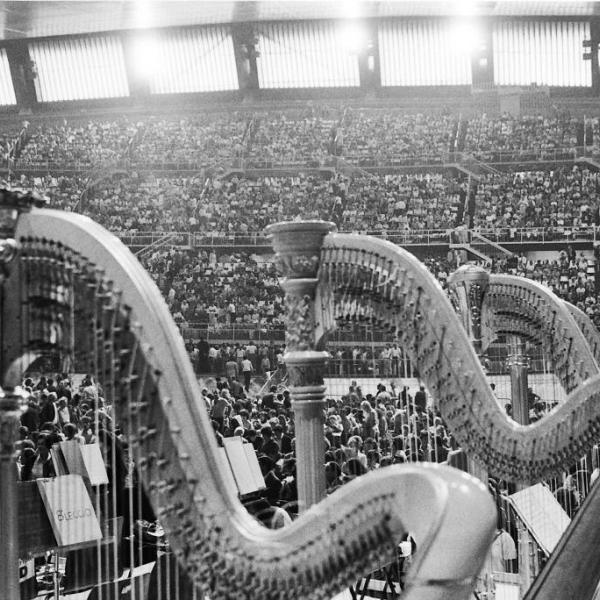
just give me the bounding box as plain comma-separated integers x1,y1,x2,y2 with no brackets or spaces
36,475,102,547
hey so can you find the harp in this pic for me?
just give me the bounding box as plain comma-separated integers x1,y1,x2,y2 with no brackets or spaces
0,197,497,600
314,228,600,600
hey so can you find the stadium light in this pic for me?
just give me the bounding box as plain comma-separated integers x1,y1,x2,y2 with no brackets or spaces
131,32,163,80
336,20,368,54
449,17,483,56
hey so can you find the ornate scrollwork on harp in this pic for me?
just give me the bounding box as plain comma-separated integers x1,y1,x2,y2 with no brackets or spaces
0,208,497,600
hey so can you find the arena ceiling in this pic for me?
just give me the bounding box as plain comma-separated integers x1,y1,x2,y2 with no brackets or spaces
0,1,598,41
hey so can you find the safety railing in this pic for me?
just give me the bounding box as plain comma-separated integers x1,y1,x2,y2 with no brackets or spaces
112,226,600,251
191,233,270,247
180,323,434,346
190,229,453,248
470,230,515,261
181,324,286,343
8,144,600,175
338,152,449,167
117,231,192,248
12,158,131,173
324,357,416,379
474,226,599,244
460,145,586,164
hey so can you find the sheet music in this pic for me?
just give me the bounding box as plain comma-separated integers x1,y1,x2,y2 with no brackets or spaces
217,447,239,498
243,443,266,491
223,437,259,496
79,444,109,486
59,441,108,486
510,483,571,555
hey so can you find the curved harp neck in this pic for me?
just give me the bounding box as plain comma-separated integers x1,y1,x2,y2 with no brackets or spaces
6,210,496,600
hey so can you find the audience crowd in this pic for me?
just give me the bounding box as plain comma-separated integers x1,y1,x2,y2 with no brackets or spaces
14,362,595,585
10,166,600,246
334,110,456,165
4,108,597,173
8,103,600,596
472,165,600,234
464,113,582,162
18,119,137,168
143,247,284,331
131,242,599,336
16,171,467,235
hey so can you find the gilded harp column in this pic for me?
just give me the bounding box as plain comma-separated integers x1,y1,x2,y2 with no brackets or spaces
266,221,336,513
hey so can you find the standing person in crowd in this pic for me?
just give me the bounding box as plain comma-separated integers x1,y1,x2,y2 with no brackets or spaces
246,341,258,372
208,344,219,373
414,386,427,412
225,355,239,383
260,353,271,377
211,390,232,434
360,400,379,441
391,343,402,377
241,355,254,391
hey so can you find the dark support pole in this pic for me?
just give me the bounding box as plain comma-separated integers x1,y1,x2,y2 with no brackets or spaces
590,18,600,96
470,18,495,90
5,41,38,110
232,23,260,101
357,20,381,95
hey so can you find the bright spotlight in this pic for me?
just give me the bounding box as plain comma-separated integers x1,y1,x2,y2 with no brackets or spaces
337,21,368,54
449,18,483,56
131,33,162,80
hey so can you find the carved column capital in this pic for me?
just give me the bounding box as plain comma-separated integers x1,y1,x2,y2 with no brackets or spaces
266,220,336,278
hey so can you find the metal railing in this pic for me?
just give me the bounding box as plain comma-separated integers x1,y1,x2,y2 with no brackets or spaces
460,146,587,164
12,158,130,173
110,226,600,251
179,323,437,345
7,144,600,176
191,232,270,247
135,232,184,259
470,230,515,260
181,324,286,343
473,226,599,244
338,153,449,167
189,229,453,248
117,231,192,248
